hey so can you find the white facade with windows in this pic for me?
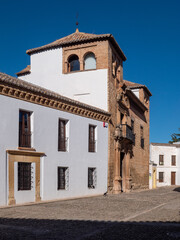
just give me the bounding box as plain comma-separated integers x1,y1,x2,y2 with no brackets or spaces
0,74,109,206
149,143,180,188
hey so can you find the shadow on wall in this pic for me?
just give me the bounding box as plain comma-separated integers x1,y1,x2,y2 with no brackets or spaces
0,218,179,240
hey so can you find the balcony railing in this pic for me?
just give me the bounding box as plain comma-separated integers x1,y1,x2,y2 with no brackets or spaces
120,124,135,144
19,130,31,148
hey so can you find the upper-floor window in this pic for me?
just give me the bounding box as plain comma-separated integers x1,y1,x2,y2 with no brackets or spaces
68,54,80,72
159,155,164,165
88,125,96,152
58,119,68,151
19,110,32,148
140,126,144,149
171,155,176,166
84,52,96,70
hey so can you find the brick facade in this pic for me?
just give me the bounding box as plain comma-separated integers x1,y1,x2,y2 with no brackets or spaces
61,34,151,192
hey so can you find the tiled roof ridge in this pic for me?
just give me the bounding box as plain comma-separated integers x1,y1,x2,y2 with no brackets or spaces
0,72,110,116
16,65,31,76
26,31,111,55
123,79,152,96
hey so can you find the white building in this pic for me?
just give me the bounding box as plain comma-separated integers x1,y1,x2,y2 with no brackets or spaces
0,72,110,206
149,143,180,188
0,29,151,206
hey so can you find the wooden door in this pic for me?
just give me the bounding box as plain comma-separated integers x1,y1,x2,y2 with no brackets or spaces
171,172,176,185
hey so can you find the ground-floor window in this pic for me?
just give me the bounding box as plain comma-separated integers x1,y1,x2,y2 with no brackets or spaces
159,172,164,183
88,168,97,189
18,162,32,190
57,167,69,190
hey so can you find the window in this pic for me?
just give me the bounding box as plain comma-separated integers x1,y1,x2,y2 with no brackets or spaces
88,168,97,188
159,155,164,165
18,162,31,190
68,55,80,72
159,172,164,182
19,110,31,148
89,125,96,152
58,119,68,151
140,126,144,148
84,52,96,70
131,119,134,133
57,167,69,190
171,155,176,166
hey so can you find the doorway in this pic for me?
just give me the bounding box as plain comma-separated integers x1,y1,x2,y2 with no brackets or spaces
171,172,176,185
120,152,125,192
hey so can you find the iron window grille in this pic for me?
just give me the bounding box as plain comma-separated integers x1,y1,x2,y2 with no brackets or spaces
58,119,68,151
18,162,32,191
171,155,176,166
88,168,97,189
159,155,164,165
89,125,96,152
57,167,69,190
159,172,164,182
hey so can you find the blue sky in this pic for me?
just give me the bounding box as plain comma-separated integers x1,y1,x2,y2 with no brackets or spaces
0,0,179,143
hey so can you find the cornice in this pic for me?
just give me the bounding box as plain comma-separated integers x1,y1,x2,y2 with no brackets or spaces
0,83,111,122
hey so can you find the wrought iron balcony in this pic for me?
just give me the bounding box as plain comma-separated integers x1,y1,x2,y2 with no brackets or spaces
19,129,31,148
120,124,135,144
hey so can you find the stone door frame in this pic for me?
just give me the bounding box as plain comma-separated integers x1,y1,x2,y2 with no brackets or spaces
7,150,44,205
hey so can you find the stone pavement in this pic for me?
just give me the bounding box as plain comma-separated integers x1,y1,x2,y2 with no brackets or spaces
0,186,179,239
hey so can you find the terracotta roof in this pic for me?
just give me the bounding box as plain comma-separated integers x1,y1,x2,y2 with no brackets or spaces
16,65,31,77
26,31,126,61
0,72,111,116
151,143,180,147
124,80,152,96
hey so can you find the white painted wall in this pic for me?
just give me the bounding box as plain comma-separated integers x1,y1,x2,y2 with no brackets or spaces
131,89,139,98
150,144,180,187
21,48,108,111
0,94,108,206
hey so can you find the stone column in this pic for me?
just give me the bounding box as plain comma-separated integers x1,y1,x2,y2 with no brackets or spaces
113,141,122,193
125,151,132,192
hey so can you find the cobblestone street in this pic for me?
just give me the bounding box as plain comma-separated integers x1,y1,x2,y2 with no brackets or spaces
0,186,179,239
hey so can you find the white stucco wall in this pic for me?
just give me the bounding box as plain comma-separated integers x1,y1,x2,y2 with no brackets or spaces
21,48,108,111
131,89,139,98
150,144,180,187
0,94,108,206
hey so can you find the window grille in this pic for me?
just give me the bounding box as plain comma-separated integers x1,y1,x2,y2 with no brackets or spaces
18,162,31,190
58,167,68,190
88,168,96,189
58,119,68,151
159,155,164,165
171,155,176,166
159,172,164,182
89,125,96,152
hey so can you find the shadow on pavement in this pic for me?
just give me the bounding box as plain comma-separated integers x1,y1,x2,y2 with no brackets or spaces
173,187,180,192
0,218,179,240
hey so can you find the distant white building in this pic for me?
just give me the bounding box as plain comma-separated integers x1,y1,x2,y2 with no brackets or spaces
149,143,180,188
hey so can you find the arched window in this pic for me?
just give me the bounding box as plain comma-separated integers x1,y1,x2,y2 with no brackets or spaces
84,53,96,70
68,55,80,72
